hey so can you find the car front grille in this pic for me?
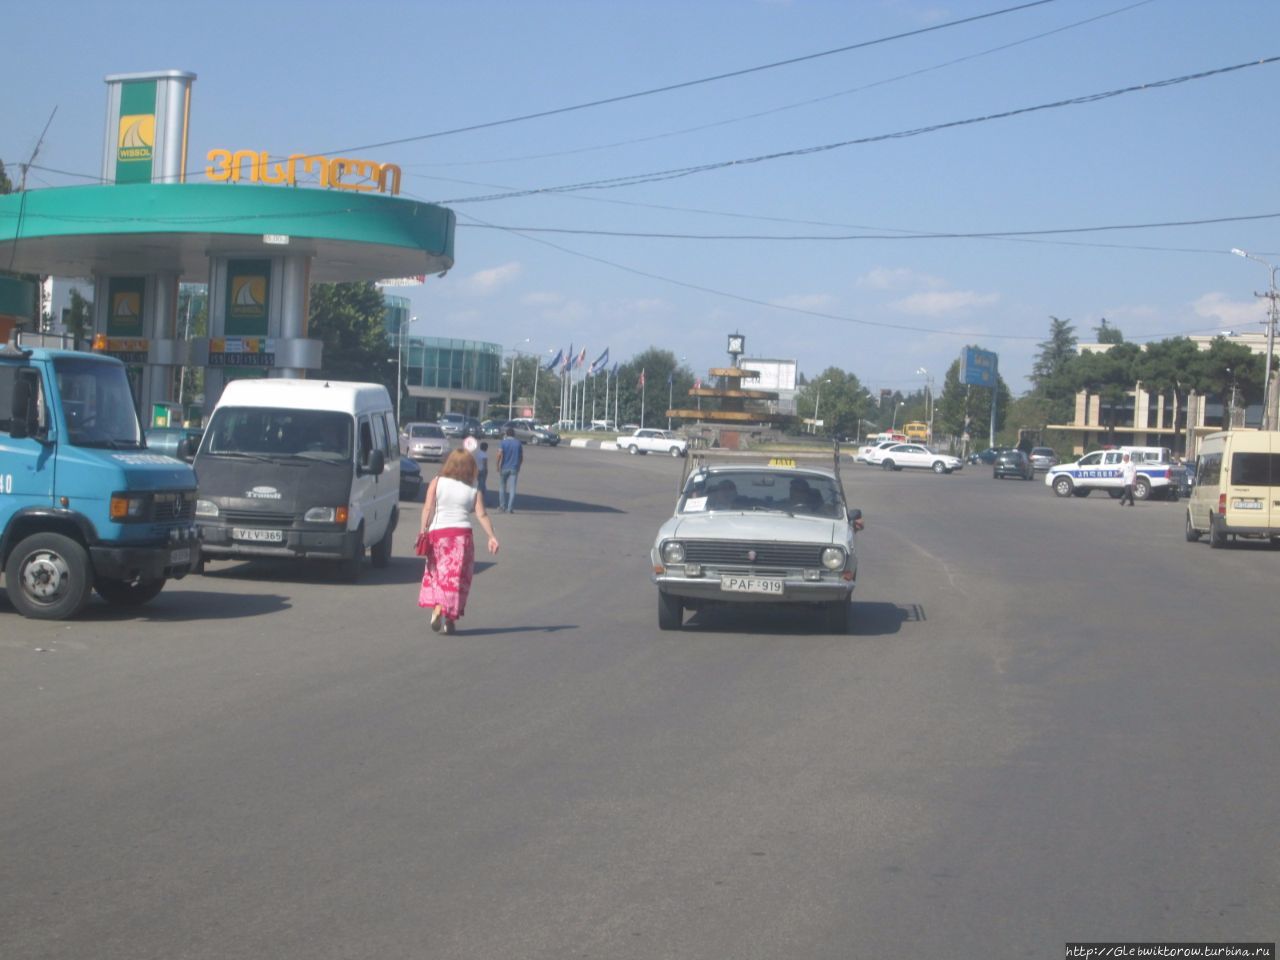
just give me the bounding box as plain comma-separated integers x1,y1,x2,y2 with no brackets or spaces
220,509,294,525
680,539,826,567
151,492,196,523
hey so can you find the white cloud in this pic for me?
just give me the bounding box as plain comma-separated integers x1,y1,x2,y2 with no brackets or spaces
521,291,563,306
856,267,943,291
456,261,522,296
1193,292,1266,331
889,290,1000,317
770,293,836,311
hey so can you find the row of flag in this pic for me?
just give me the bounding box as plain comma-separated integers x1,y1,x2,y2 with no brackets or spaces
540,347,693,390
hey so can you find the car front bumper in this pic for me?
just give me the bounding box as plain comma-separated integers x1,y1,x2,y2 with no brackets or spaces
197,523,362,561
653,572,854,605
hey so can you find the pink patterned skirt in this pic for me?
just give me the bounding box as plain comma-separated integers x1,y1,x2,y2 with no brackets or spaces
418,527,475,621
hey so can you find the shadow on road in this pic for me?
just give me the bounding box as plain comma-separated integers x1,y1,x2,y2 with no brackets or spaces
76,589,293,622
479,493,623,515
680,599,921,637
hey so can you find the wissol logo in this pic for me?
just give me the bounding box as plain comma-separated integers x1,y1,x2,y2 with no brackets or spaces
230,276,266,317
118,114,155,161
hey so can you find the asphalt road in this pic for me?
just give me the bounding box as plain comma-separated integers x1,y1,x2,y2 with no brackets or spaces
2,449,1276,959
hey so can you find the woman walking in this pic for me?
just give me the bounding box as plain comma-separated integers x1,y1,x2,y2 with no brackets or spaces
419,448,500,634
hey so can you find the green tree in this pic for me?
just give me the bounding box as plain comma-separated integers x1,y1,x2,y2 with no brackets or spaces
0,160,13,194
1029,315,1078,423
64,287,94,344
613,348,693,427
793,367,873,437
1135,337,1200,446
1065,342,1141,443
935,350,1012,439
308,282,393,395
1094,317,1124,344
1198,336,1265,418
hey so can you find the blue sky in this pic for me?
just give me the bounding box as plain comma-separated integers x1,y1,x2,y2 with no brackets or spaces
4,0,1279,395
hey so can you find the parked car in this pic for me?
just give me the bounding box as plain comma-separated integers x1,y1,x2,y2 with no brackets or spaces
967,447,1003,465
617,428,687,457
651,463,861,633
479,419,505,438
401,422,448,461
504,418,561,445
1027,446,1059,471
993,448,1035,480
437,412,482,438
399,456,423,501
877,443,963,474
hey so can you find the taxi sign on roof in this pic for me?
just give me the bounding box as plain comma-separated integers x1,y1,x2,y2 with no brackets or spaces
768,457,797,468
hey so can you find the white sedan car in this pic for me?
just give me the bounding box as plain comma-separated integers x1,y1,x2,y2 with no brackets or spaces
876,443,963,474
858,440,900,464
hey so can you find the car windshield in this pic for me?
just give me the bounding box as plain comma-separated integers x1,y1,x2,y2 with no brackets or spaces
679,470,843,518
203,407,352,461
410,424,443,438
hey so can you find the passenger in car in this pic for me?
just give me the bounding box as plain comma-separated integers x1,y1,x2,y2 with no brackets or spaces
707,480,738,510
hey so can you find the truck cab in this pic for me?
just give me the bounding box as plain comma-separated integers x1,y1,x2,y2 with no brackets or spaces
1,342,199,619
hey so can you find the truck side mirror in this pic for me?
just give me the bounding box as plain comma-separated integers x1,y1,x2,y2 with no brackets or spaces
10,376,38,440
366,449,386,476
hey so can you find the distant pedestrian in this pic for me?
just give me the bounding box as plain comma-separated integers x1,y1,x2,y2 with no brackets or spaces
418,449,499,634
497,426,524,513
475,441,489,506
1119,452,1137,506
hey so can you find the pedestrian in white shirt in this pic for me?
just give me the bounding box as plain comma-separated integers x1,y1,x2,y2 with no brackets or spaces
1119,452,1137,506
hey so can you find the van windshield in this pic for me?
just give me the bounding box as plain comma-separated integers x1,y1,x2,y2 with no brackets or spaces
203,407,352,461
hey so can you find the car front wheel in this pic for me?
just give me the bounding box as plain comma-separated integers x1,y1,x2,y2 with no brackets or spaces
1052,476,1074,497
658,591,683,630
932,461,947,474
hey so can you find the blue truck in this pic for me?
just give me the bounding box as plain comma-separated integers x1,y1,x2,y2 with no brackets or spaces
1,341,199,619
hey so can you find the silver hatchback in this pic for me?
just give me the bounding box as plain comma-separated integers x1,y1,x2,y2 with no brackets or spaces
1028,446,1059,471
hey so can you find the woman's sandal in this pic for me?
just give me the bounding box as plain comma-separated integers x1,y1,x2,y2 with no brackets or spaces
430,605,444,632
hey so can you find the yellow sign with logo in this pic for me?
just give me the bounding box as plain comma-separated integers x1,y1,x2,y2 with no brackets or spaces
206,149,401,195
118,114,155,161
768,457,798,468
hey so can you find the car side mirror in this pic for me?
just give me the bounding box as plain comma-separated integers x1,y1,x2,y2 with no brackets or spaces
366,449,386,476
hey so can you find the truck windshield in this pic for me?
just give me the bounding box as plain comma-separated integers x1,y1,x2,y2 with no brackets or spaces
203,407,353,462
53,356,143,449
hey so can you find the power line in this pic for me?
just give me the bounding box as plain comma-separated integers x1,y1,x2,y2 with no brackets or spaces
408,0,1153,170
435,56,1280,205
303,0,1062,158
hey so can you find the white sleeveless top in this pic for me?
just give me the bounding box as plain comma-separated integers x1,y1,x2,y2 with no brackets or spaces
429,476,477,532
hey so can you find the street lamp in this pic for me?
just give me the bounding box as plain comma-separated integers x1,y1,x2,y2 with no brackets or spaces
507,337,531,419
891,400,905,432
916,366,934,439
1231,248,1279,428
813,378,831,434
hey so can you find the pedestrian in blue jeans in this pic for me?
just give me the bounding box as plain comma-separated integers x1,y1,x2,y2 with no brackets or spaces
497,426,524,513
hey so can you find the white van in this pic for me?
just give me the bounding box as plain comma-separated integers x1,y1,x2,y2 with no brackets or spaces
1185,430,1280,547
193,379,400,580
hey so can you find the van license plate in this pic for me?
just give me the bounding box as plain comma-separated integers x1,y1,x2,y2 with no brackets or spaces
1232,499,1262,510
169,548,190,565
721,576,783,595
233,527,284,542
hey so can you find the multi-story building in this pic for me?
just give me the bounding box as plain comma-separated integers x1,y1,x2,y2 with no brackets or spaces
1047,332,1275,456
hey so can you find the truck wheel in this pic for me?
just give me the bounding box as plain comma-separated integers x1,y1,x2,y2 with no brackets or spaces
1185,510,1201,542
1052,476,1074,498
658,591,683,630
95,577,166,606
628,444,640,455
1134,478,1151,501
5,533,94,620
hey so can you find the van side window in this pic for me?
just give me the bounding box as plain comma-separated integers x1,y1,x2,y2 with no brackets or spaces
1231,452,1279,487
382,412,397,458
358,417,374,467
1197,452,1222,487
371,413,389,460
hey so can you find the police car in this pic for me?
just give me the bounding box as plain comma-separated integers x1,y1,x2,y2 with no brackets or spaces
1044,446,1184,501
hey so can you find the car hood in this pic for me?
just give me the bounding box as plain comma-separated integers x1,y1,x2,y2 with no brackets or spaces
658,511,845,545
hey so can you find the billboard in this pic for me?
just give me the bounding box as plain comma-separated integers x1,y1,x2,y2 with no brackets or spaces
960,347,998,387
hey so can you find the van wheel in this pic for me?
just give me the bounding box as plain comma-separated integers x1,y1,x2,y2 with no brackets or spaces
95,577,166,606
1209,516,1227,549
1185,511,1201,542
370,517,395,569
1053,476,1074,497
5,533,94,620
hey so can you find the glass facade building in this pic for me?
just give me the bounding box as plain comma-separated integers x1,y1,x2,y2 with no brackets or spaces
400,335,502,421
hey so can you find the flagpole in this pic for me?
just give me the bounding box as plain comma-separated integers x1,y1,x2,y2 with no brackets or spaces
641,374,646,428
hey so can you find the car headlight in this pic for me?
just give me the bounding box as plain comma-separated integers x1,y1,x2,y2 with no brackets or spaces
662,541,686,564
195,499,219,518
305,506,349,524
821,546,845,570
